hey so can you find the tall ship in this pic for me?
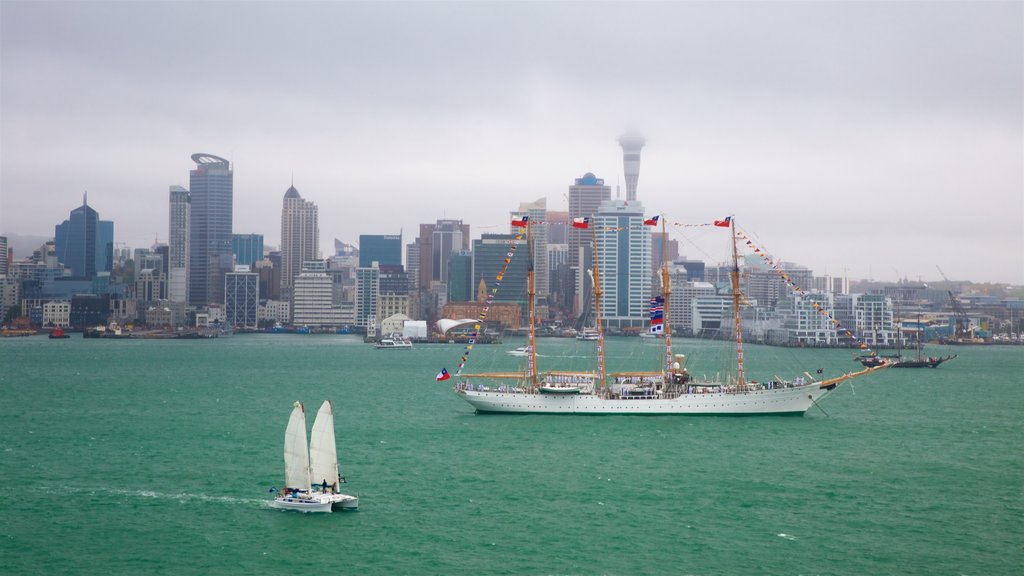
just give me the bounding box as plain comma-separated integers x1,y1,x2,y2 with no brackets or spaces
453,216,887,415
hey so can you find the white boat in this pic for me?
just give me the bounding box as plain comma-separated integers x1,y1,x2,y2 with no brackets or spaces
507,346,530,356
454,216,888,415
270,401,358,512
375,335,413,349
575,327,599,341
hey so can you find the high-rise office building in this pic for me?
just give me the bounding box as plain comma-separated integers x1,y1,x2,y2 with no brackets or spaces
293,260,340,327
232,233,264,267
512,198,549,301
568,173,611,315
618,133,646,202
415,219,470,290
0,235,8,277
473,234,528,313
54,193,114,279
166,184,191,303
225,266,259,329
359,234,402,268
187,154,233,307
595,199,652,330
280,185,319,300
447,250,473,302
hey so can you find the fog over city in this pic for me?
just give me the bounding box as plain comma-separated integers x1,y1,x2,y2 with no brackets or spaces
1,1,1021,284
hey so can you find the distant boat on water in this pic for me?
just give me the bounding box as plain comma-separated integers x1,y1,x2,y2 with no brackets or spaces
48,327,70,339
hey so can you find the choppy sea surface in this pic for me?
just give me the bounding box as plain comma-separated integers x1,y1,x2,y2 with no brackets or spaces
1,334,1021,575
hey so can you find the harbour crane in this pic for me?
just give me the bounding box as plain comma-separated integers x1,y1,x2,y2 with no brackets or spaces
935,265,971,340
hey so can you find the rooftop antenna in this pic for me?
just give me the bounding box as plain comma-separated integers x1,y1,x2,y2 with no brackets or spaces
83,190,88,206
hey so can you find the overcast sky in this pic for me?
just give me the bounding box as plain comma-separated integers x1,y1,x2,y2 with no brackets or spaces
1,1,1021,284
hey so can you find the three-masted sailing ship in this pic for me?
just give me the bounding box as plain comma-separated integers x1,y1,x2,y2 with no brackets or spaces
454,216,888,415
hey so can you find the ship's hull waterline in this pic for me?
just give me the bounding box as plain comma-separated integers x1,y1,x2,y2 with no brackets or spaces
458,384,830,415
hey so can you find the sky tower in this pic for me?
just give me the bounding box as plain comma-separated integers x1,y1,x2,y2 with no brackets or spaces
618,133,646,202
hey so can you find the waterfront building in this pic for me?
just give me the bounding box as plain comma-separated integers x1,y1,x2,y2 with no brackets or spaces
232,233,264,268
42,300,70,328
168,185,190,304
280,185,319,301
670,280,716,335
692,294,731,335
618,133,646,202
778,291,839,345
355,262,380,330
187,153,233,307
594,199,652,331
359,234,401,268
258,299,290,326
54,194,114,280
292,260,341,328
834,293,898,347
225,266,259,329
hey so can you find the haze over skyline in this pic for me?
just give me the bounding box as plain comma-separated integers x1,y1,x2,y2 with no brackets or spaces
1,1,1021,284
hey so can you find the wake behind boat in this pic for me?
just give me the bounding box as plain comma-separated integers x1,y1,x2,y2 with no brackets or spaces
270,400,358,512
453,215,888,415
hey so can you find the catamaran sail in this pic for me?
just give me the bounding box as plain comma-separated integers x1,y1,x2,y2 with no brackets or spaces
309,400,339,490
283,401,311,491
271,400,358,512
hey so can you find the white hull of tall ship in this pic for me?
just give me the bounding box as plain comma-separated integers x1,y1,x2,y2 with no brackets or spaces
458,383,830,415
270,492,359,513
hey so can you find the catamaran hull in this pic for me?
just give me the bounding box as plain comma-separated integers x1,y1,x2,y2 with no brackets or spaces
458,386,829,415
270,493,358,512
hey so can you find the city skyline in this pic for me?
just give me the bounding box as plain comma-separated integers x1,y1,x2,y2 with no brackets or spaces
1,2,1021,285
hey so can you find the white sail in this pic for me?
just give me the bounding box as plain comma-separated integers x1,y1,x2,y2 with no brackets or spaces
308,400,338,490
283,401,311,490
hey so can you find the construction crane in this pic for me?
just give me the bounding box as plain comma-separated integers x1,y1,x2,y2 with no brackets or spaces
935,265,970,340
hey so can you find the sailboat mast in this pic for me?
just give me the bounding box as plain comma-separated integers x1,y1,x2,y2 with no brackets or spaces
660,216,673,375
729,218,746,386
527,222,538,389
592,223,606,388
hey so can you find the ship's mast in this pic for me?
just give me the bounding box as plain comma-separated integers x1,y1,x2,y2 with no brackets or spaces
527,222,538,389
592,223,606,388
729,217,745,386
660,216,673,375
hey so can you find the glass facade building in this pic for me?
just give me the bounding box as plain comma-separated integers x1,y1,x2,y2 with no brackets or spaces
188,154,233,307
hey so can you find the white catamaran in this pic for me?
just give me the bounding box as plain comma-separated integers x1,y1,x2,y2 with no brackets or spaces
454,217,888,415
270,400,358,512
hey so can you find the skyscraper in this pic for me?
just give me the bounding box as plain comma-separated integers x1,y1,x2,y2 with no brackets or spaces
415,220,470,291
280,185,319,300
512,198,549,302
168,185,190,303
618,133,646,202
568,173,611,316
187,153,233,307
595,198,652,330
225,266,259,329
54,193,114,279
0,235,8,277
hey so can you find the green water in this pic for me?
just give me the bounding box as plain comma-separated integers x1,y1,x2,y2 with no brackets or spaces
1,335,1021,575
